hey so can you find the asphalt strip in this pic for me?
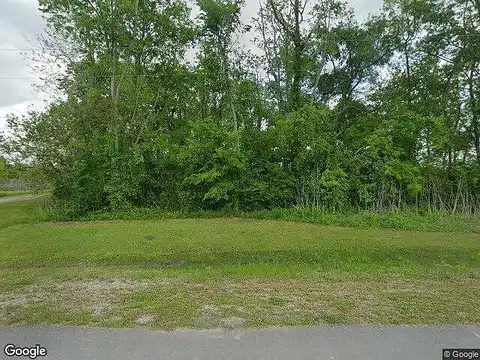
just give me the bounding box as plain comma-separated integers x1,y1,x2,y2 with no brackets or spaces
1,325,479,360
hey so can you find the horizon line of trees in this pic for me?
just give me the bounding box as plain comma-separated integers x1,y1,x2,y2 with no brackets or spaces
1,0,479,215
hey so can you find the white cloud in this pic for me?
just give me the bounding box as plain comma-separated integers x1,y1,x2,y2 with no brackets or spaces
0,0,46,130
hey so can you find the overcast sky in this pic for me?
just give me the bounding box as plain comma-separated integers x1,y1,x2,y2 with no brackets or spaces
0,0,383,130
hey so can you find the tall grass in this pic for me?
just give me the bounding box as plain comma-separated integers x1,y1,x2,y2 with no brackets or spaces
245,207,480,233
42,202,480,233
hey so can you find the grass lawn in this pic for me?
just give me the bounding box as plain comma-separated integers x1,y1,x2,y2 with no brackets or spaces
0,190,34,198
0,199,45,229
0,200,479,330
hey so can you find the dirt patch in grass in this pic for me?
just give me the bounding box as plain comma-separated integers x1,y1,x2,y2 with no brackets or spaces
2,273,477,329
0,278,151,325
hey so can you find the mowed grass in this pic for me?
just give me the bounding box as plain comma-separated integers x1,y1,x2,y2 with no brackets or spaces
0,198,45,229
0,190,34,198
0,200,479,329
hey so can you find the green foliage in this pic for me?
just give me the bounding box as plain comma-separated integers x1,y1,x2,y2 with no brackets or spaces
183,118,246,210
0,157,7,181
318,167,350,210
198,0,242,36
2,0,480,216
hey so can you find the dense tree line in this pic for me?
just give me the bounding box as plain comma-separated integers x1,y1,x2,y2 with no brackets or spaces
1,0,480,215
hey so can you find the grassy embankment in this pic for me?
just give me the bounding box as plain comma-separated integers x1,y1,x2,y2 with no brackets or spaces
0,199,479,329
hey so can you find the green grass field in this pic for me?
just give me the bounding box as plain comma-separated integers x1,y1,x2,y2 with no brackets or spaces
0,199,479,329
0,199,45,229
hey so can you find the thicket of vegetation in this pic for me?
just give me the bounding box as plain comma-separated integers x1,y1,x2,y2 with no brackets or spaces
1,0,480,216
0,157,32,190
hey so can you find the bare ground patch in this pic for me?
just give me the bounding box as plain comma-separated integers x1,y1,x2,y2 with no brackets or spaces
0,275,478,329
0,278,152,324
